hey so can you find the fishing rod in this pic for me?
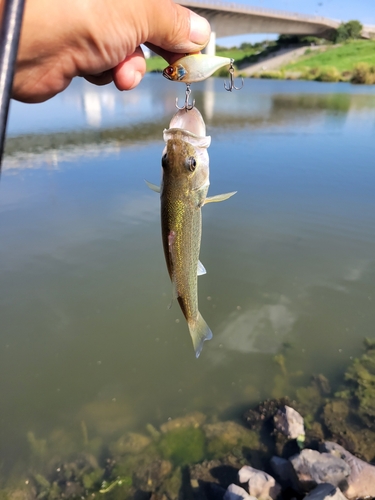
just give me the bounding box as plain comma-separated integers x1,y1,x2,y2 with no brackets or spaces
0,0,26,172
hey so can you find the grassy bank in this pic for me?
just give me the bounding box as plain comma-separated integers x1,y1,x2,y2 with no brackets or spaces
285,40,375,73
278,40,375,83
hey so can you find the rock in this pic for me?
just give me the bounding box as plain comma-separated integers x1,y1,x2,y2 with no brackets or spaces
160,412,207,433
160,467,182,500
189,457,241,488
273,406,305,442
158,427,206,466
6,484,37,500
203,421,260,459
321,441,375,499
223,484,256,500
238,465,281,500
269,456,299,491
289,449,350,491
242,398,290,462
322,397,375,462
243,398,290,433
64,481,84,498
133,459,173,491
304,483,347,500
189,458,241,500
312,374,331,395
109,432,151,456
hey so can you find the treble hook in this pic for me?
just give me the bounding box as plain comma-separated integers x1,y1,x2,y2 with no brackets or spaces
175,83,195,110
224,59,244,92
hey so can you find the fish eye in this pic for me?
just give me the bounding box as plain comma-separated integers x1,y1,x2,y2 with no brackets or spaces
187,156,197,172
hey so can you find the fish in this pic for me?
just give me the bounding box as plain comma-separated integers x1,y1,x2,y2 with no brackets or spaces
146,106,236,357
163,54,232,83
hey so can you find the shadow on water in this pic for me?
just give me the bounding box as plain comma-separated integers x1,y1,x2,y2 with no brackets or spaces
1,75,375,487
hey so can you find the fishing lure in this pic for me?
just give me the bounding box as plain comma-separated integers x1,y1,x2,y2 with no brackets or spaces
163,54,232,83
163,54,243,92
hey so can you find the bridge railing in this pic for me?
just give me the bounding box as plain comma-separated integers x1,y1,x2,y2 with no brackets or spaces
176,0,340,26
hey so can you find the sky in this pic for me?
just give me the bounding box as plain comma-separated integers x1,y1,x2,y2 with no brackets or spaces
215,0,375,46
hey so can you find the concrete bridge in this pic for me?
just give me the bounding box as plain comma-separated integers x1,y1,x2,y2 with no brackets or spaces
175,0,375,54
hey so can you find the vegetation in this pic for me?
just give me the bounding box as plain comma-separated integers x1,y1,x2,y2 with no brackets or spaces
351,62,375,84
285,40,375,73
277,34,328,47
333,20,363,43
158,427,206,465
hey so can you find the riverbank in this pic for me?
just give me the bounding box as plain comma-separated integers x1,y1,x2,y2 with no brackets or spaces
2,338,375,499
147,40,375,84
247,40,375,84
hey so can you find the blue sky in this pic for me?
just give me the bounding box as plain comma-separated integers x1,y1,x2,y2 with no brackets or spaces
216,0,375,46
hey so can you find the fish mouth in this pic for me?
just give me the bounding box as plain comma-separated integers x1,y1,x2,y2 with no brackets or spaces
168,107,206,137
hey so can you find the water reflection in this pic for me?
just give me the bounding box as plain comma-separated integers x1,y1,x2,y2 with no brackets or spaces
4,78,375,172
212,295,296,357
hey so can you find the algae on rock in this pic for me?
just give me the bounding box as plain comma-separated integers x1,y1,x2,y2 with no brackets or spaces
344,344,375,425
203,421,260,460
158,427,206,466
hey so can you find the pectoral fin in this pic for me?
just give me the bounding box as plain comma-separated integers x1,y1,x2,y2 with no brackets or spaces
197,260,206,276
145,180,161,193
204,191,237,204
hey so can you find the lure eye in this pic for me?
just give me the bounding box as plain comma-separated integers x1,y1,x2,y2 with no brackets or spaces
187,156,197,172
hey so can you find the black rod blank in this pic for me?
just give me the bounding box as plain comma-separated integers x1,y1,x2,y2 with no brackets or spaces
0,0,25,171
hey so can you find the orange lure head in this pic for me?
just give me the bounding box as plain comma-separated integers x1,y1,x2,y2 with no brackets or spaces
162,64,187,81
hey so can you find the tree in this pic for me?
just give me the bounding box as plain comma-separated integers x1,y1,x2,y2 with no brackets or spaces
345,20,363,39
333,20,363,43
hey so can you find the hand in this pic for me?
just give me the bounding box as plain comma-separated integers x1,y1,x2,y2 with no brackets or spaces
11,0,211,103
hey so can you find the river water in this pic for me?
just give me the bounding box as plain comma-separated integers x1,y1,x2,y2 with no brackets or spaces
1,75,375,479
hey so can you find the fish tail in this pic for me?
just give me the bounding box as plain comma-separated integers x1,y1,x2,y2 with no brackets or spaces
188,313,213,358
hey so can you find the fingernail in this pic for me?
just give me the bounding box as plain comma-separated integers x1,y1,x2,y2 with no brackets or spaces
189,11,211,45
132,70,142,88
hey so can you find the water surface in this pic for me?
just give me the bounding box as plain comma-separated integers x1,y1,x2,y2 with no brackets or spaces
1,75,375,477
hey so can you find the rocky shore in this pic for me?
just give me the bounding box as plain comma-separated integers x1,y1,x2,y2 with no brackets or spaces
2,339,375,500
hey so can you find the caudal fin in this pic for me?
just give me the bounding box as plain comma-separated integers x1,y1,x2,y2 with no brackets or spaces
188,313,213,358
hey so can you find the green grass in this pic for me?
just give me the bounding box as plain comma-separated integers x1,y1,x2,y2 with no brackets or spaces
285,40,375,73
146,56,165,73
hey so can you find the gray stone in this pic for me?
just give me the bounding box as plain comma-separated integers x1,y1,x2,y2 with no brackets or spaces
109,432,151,456
160,411,206,433
238,465,281,500
269,456,299,491
321,441,375,499
304,483,347,500
273,405,305,441
224,484,256,500
289,449,350,491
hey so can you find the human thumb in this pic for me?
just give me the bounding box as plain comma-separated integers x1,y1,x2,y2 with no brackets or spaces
147,1,211,53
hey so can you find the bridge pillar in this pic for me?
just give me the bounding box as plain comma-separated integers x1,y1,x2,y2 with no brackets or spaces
203,30,216,56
